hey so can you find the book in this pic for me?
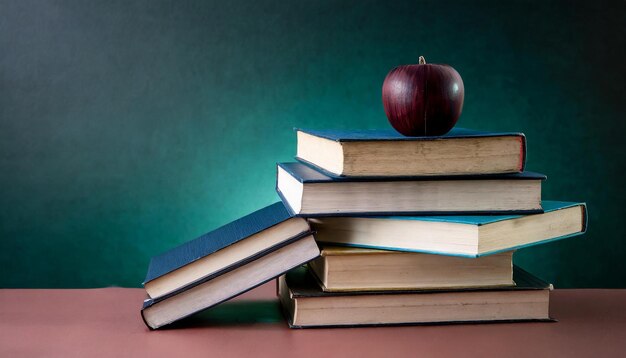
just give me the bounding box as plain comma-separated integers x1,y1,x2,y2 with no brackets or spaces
276,162,544,216
309,246,514,291
143,202,312,299
309,201,587,257
142,233,320,329
278,266,552,328
296,128,526,177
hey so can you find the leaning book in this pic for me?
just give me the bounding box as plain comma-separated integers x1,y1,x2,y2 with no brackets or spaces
141,202,320,329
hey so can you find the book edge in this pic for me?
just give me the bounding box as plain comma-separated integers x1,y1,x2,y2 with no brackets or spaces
281,161,547,183
330,201,581,224
286,317,556,329
143,230,315,305
315,220,584,258
287,265,548,298
145,228,314,300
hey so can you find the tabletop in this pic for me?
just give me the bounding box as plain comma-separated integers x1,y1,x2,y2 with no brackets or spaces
1,283,625,358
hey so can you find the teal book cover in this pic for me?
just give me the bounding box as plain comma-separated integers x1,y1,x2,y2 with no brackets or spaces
296,127,525,141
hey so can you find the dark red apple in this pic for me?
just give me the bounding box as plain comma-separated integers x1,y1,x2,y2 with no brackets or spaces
382,56,464,136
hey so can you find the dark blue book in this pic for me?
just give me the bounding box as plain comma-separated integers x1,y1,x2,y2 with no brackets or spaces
279,265,553,328
311,201,587,257
276,162,545,216
295,127,526,177
141,202,320,329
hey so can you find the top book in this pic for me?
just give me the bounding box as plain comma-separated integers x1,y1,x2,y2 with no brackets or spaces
296,128,526,177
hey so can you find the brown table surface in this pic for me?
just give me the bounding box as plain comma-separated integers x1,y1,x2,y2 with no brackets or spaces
1,283,625,358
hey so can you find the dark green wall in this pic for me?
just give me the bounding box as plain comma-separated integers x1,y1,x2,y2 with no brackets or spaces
1,0,624,288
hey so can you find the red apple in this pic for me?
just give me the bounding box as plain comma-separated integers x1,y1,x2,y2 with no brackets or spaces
382,56,464,136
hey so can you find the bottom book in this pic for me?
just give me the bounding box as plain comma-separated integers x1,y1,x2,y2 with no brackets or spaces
278,266,553,328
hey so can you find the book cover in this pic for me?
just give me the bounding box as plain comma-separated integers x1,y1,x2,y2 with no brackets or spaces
296,127,526,142
143,202,297,285
368,201,587,228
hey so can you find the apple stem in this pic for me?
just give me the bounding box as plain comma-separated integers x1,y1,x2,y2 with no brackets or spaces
419,56,426,64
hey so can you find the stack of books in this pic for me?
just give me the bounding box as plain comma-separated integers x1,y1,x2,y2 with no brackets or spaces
140,127,587,330
276,128,587,328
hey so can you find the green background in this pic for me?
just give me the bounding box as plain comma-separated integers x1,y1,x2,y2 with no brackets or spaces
1,0,624,288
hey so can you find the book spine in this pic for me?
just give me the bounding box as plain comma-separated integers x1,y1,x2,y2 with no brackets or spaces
519,135,527,172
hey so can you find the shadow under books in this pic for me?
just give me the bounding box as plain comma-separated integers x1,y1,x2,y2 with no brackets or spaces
161,300,284,329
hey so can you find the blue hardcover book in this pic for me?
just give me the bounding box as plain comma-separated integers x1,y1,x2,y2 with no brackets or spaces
279,265,553,328
276,161,545,216
141,202,320,329
295,127,526,177
310,201,587,257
